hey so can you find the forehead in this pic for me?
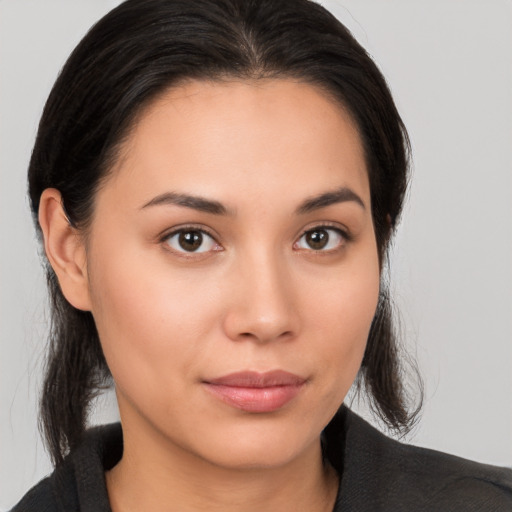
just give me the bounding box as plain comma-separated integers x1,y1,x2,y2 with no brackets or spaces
104,78,369,211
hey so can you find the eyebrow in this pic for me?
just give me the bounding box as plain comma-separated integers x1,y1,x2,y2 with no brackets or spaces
296,186,366,214
141,192,230,215
141,186,365,216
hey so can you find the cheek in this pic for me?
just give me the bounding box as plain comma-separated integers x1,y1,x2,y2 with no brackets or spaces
305,245,380,335
302,247,380,388
86,244,222,398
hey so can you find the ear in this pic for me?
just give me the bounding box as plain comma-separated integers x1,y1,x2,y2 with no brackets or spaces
38,188,92,311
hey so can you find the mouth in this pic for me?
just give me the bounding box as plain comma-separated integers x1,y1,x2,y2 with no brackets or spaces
202,370,306,413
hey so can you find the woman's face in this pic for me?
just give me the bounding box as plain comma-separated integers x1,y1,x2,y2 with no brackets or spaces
84,79,380,469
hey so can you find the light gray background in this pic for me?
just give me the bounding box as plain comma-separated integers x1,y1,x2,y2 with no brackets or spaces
1,0,511,509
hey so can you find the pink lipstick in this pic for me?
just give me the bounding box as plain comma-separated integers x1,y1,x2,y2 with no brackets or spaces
203,370,305,413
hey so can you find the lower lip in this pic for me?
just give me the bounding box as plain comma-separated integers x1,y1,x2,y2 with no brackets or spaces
203,383,304,413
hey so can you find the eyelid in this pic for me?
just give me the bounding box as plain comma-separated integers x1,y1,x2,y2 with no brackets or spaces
298,221,351,239
159,223,218,240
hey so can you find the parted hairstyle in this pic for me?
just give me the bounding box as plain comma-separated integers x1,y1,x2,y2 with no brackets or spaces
29,0,422,466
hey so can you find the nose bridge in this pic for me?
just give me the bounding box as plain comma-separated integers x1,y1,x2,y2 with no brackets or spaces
223,243,298,343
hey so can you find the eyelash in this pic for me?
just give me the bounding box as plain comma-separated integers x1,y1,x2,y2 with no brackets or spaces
160,223,351,257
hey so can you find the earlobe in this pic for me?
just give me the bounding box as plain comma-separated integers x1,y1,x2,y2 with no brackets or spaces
38,188,92,311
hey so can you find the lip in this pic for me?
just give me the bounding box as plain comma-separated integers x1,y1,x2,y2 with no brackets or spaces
203,370,306,413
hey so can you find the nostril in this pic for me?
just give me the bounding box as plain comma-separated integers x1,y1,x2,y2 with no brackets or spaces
236,329,295,343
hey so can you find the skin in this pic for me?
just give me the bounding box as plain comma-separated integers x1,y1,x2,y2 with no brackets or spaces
39,79,380,512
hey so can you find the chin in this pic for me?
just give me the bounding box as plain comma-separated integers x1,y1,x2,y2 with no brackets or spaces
186,418,321,471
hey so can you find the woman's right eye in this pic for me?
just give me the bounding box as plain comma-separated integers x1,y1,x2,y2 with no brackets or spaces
164,229,219,254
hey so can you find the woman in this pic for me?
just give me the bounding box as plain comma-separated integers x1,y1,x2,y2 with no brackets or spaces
10,0,512,510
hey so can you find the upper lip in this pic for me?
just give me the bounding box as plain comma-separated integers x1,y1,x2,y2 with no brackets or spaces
205,370,306,388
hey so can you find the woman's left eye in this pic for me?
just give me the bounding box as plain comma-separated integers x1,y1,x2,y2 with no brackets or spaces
164,229,219,253
295,227,346,251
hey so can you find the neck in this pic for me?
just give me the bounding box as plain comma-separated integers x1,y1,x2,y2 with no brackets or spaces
106,420,338,512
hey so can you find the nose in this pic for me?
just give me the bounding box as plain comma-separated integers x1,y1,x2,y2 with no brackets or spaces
222,251,300,344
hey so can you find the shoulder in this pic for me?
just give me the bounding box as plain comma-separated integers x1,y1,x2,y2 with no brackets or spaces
330,407,512,511
9,462,78,512
10,423,121,512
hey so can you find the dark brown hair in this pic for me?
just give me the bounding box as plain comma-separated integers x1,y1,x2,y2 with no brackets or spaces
29,0,421,466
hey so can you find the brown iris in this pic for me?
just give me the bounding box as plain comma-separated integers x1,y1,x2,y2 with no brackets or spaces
178,230,203,251
305,229,329,250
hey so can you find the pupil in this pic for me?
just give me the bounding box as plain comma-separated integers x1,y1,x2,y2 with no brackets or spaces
179,231,202,251
307,229,328,250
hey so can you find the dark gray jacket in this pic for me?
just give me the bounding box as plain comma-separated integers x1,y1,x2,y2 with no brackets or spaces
12,407,512,511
